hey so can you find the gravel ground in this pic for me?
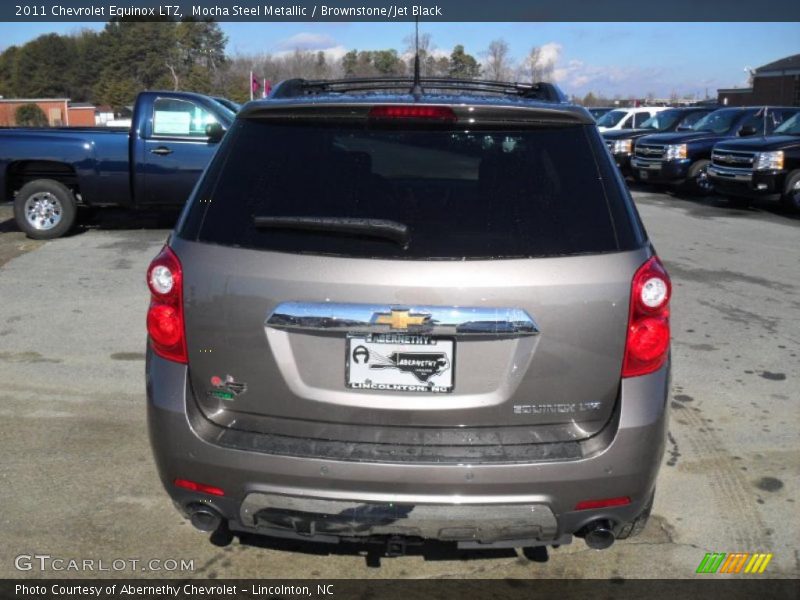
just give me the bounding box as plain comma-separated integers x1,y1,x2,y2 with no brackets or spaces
0,191,797,579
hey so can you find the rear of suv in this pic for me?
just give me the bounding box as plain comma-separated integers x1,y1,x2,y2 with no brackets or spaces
146,78,671,557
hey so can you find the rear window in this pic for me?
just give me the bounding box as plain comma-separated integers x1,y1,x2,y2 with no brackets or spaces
180,118,642,259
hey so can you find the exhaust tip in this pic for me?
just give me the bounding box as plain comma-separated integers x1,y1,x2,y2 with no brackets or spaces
187,504,223,533
583,520,616,550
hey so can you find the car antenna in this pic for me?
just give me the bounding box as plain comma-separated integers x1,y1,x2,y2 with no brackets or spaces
409,16,424,99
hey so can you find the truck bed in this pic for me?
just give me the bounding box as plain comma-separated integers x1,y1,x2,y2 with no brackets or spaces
0,127,132,206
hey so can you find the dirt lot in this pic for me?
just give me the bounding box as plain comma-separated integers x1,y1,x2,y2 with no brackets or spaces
0,191,797,579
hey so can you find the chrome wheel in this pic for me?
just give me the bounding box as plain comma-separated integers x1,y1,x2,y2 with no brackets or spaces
24,192,63,231
695,167,713,193
789,179,800,210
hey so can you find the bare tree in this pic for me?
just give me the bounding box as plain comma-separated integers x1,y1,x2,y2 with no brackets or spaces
222,50,344,102
403,32,433,76
520,46,555,83
165,62,180,90
485,39,512,81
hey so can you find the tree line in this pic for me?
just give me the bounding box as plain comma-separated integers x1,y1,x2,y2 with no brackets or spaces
0,20,570,111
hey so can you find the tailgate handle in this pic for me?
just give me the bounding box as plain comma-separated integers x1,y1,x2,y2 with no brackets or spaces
266,302,539,338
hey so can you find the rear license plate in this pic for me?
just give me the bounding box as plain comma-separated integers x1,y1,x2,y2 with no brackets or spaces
346,334,454,393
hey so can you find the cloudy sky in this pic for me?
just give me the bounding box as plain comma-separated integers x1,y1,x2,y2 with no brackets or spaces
2,21,798,98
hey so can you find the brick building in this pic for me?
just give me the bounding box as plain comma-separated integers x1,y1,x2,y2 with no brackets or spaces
718,53,800,107
0,98,100,126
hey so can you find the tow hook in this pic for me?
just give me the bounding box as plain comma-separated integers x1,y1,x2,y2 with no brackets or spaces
386,536,407,557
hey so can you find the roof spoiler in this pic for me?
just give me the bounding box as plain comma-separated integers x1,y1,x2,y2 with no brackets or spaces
269,77,568,103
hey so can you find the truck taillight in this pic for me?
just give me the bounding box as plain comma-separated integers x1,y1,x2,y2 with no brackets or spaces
622,256,671,378
146,246,187,364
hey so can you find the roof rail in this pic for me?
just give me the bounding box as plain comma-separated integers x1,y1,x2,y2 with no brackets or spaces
269,77,568,103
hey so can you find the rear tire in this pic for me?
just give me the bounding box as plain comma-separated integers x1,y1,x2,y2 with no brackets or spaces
14,179,77,240
683,159,713,195
780,170,800,213
616,490,654,540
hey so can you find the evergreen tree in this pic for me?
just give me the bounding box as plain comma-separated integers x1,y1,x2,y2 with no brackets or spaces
15,103,48,126
448,45,481,79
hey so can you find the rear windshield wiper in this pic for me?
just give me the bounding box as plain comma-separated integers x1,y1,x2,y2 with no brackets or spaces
253,216,409,247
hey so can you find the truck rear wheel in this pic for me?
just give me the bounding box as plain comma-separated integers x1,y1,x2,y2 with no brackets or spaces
14,179,77,240
780,171,800,213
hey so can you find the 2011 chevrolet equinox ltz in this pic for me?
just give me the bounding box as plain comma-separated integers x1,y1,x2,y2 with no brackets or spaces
146,77,671,557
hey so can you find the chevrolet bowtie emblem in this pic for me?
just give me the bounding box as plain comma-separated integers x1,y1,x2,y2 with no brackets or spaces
373,309,430,330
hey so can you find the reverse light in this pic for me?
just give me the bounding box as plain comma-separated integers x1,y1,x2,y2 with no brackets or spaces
641,276,669,308
173,478,225,497
149,265,174,295
622,256,671,378
146,246,187,364
368,105,457,121
613,139,633,154
754,150,784,171
664,144,687,160
575,497,632,511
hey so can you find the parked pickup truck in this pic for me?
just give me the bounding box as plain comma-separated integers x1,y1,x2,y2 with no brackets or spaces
603,106,714,177
708,111,800,211
631,106,798,194
0,91,236,239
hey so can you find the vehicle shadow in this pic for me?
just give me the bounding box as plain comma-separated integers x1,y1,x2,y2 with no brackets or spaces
72,207,182,235
629,182,800,222
0,214,16,234
0,205,182,237
228,529,546,568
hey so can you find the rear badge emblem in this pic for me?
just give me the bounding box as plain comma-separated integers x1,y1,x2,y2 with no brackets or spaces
208,374,247,401
372,308,431,331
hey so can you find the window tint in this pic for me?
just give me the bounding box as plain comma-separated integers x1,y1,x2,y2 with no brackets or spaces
641,110,679,130
774,113,800,135
152,98,218,138
677,111,707,129
182,120,640,260
596,110,627,127
692,109,742,134
737,113,763,135
588,108,611,120
621,115,634,129
633,112,651,127
772,108,799,128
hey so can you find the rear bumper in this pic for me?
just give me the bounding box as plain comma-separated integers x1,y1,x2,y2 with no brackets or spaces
631,157,691,184
708,166,786,198
147,351,670,545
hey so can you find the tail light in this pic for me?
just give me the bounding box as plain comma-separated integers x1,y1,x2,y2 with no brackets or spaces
622,256,671,378
146,246,187,364
368,105,457,121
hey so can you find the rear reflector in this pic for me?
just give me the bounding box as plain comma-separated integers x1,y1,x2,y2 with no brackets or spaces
368,105,457,121
173,478,225,497
574,496,631,511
